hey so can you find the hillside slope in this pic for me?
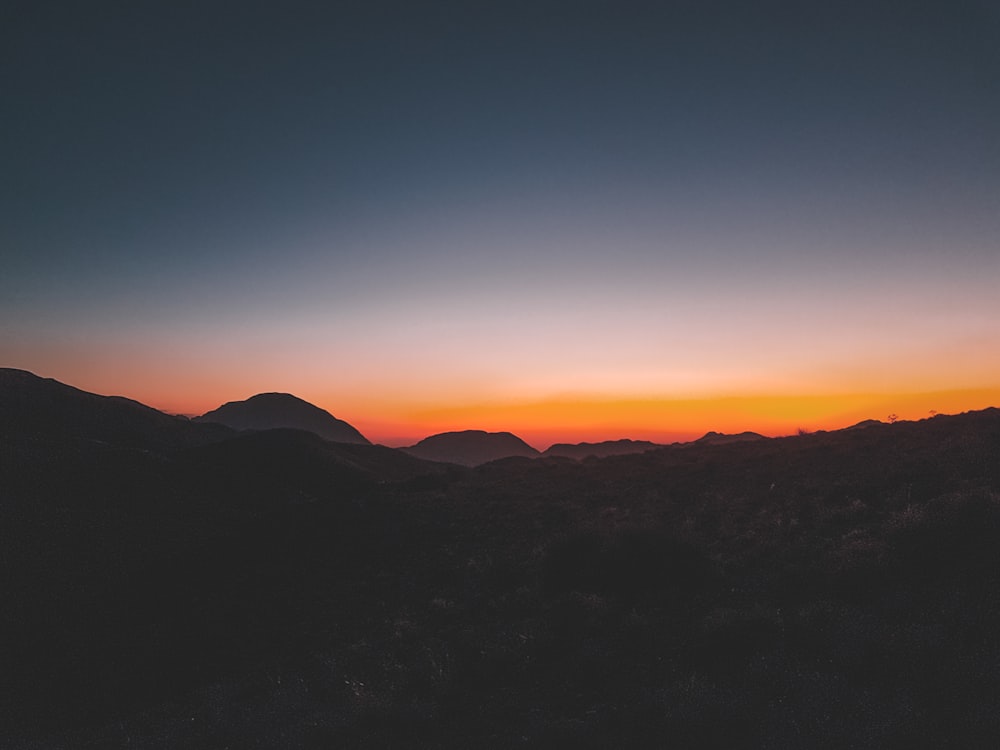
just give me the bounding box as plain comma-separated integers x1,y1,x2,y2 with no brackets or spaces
196,392,370,444
0,368,231,450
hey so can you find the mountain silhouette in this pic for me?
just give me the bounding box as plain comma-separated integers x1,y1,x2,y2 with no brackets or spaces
0,367,231,450
195,393,370,444
693,430,765,445
846,419,884,430
6,365,1000,748
403,429,539,466
543,438,663,460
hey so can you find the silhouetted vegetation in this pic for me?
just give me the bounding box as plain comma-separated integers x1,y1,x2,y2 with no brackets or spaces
3,371,1000,746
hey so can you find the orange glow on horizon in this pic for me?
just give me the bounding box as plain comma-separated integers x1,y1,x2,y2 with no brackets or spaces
346,388,1000,449
22,364,999,451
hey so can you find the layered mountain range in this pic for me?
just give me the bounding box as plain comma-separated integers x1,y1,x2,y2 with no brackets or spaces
1,368,777,465
4,366,1000,747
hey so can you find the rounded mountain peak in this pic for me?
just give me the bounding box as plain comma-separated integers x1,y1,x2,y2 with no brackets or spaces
404,429,539,466
196,393,370,444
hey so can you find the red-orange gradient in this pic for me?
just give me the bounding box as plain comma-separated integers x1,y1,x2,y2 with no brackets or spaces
65,361,999,450
353,388,1000,449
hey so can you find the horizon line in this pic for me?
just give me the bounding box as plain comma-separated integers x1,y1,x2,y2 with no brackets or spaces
6,366,997,453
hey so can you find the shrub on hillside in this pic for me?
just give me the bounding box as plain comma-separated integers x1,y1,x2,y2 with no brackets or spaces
542,527,715,601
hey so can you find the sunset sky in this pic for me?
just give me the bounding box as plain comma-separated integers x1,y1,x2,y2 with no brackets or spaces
3,1,999,448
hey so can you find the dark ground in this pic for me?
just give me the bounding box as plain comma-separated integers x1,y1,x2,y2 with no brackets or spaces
2,378,1000,747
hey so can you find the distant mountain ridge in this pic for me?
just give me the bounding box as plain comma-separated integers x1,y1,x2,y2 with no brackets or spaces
694,430,765,445
403,430,539,466
543,439,663,460
846,419,884,430
195,393,370,445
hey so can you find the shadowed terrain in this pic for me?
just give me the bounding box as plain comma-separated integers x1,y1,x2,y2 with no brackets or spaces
3,370,1000,747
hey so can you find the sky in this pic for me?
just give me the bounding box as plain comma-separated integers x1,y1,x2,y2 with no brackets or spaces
2,0,999,448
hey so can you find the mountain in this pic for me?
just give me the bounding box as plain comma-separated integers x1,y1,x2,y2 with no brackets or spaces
403,429,540,466
543,438,663,460
5,368,1000,748
846,418,884,430
693,430,765,445
195,392,370,444
0,367,231,450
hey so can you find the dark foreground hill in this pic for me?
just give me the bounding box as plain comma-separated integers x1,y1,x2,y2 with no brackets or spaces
196,392,370,444
3,374,1000,747
403,429,540,466
0,367,231,450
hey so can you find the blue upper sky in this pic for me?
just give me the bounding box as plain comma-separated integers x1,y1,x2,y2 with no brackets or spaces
2,0,999,442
